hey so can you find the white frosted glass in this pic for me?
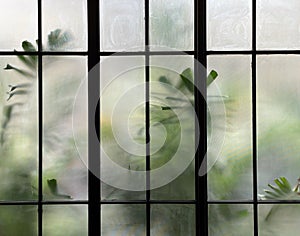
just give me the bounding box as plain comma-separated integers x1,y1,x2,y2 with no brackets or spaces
100,0,145,51
257,0,300,49
43,57,88,200
207,0,252,50
150,0,194,50
257,56,300,197
0,1,37,50
43,0,87,51
207,56,253,200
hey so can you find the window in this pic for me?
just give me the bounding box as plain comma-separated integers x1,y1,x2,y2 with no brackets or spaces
0,0,300,235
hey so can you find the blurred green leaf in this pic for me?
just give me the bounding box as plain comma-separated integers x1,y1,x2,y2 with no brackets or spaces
207,70,218,86
48,29,72,50
47,179,72,199
22,41,36,52
178,68,194,93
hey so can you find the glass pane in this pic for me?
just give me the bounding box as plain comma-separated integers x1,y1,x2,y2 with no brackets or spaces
151,204,195,235
43,205,87,236
0,205,37,235
207,56,252,200
257,56,300,199
257,0,300,50
150,0,194,51
43,0,87,51
259,204,300,236
100,0,145,51
209,204,253,235
0,56,38,200
149,56,195,200
207,0,252,50
0,0,37,51
100,56,145,200
43,56,88,201
101,204,146,235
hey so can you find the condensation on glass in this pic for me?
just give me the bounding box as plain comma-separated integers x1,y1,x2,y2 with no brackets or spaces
207,0,252,50
207,55,253,200
100,0,145,51
43,56,88,201
257,0,300,49
43,0,87,51
150,0,194,51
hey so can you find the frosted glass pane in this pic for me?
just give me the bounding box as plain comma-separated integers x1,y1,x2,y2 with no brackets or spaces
100,0,145,51
43,205,87,236
257,0,300,49
101,205,146,235
43,57,88,200
207,56,252,200
207,0,252,50
150,0,194,50
0,206,37,235
43,0,87,51
149,56,195,200
0,1,37,50
151,204,195,235
209,204,253,235
0,56,38,201
259,204,300,236
257,56,300,199
100,56,145,199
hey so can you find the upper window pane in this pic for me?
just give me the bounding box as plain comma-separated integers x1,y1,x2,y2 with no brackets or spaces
257,0,300,50
150,0,194,51
100,0,145,51
43,0,87,51
0,0,37,51
207,0,252,50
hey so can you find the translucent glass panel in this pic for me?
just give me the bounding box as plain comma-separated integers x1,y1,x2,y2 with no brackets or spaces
101,204,146,235
257,0,300,50
257,56,300,198
151,204,195,235
207,56,252,200
43,0,87,51
43,205,88,236
209,204,253,235
100,0,145,51
259,204,300,236
43,57,88,200
0,56,38,200
207,0,252,50
100,56,145,200
150,0,194,51
0,206,37,235
149,56,195,200
0,1,37,51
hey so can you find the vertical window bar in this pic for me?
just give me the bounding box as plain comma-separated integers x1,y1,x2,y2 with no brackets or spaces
252,0,258,235
195,0,208,235
145,0,151,236
37,0,43,235
88,0,100,235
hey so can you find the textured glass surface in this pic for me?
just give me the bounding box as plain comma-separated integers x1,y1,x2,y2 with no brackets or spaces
0,206,37,235
207,0,252,50
257,0,300,49
43,57,88,200
100,56,145,200
0,56,38,200
43,0,87,51
149,56,195,200
150,0,194,50
257,56,300,198
259,204,300,236
0,1,37,51
151,204,195,235
43,205,87,236
207,56,252,200
209,204,253,235
100,0,145,51
101,204,146,235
